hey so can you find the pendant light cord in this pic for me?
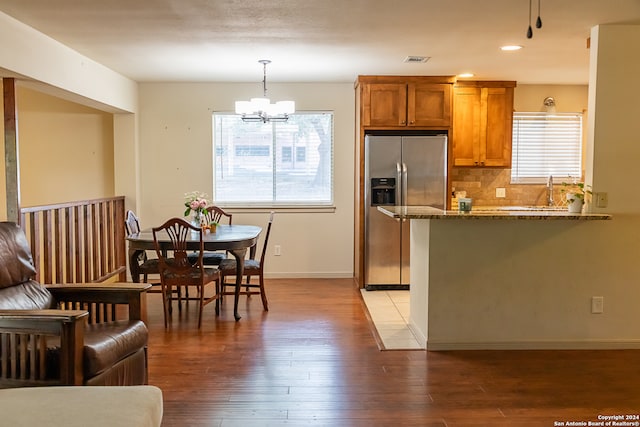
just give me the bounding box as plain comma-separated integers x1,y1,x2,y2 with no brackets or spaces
527,0,533,39
260,59,270,98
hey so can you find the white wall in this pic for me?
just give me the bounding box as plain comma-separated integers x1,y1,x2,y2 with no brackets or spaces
137,82,355,278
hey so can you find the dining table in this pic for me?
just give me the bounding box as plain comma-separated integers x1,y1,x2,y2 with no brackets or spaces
126,223,262,321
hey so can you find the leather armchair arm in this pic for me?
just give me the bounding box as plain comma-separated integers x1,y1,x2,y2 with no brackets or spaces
0,309,88,329
46,283,152,323
0,309,88,386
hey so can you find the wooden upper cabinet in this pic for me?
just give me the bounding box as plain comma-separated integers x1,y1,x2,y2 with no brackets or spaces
452,81,516,167
363,83,407,126
408,83,451,127
484,86,514,166
451,86,481,166
359,76,454,128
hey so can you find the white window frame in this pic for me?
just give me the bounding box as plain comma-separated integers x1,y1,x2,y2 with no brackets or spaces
212,112,334,209
511,112,583,184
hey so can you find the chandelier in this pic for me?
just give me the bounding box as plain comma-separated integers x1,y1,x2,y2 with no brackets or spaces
235,60,295,123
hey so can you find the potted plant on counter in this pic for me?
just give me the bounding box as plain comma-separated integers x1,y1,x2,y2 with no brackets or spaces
561,181,592,213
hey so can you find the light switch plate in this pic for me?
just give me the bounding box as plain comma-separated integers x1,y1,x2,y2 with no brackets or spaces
496,188,506,198
591,296,604,314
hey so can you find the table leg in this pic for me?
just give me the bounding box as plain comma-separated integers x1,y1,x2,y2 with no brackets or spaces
228,247,247,321
128,248,143,283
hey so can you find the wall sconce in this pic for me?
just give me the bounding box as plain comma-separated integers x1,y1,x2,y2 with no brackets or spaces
543,96,556,113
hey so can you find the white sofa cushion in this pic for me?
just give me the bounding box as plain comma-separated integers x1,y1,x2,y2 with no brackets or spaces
0,385,163,427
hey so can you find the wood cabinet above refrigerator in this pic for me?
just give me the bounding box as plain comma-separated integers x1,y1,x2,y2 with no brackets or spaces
452,81,516,167
358,76,455,128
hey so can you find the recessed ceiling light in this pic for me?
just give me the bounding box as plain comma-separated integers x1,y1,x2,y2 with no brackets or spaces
404,56,430,63
457,73,475,78
501,45,523,51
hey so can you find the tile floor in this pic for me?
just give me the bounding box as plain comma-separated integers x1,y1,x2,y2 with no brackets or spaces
360,289,424,350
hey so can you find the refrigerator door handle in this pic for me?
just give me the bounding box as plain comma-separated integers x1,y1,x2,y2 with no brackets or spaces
402,162,408,206
396,162,402,206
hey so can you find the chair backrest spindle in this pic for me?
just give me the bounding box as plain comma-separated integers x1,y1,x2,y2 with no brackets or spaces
259,211,275,264
203,206,232,226
153,218,204,271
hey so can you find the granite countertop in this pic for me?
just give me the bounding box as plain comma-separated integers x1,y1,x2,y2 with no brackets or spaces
377,206,613,220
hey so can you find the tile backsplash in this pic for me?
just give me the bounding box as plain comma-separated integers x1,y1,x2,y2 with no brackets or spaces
450,167,570,207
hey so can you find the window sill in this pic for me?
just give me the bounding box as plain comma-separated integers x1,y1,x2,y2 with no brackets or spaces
217,205,336,214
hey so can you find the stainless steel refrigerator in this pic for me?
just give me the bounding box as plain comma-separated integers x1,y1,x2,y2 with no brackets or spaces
364,133,448,290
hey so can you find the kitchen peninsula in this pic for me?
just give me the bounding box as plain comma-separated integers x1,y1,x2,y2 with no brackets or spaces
378,206,613,350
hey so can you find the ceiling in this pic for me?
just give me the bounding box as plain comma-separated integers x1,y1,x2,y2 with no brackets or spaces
1,0,640,85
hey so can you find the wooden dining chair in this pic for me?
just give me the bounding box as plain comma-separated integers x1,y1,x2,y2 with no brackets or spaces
152,217,221,328
125,210,161,289
187,205,233,266
218,211,274,311
204,205,233,226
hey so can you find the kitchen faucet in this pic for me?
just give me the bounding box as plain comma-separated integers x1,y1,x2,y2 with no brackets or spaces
547,175,554,206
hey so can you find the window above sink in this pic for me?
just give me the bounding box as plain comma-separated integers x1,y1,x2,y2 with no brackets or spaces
511,112,583,184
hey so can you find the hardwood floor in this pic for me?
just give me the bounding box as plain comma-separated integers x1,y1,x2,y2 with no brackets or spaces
146,278,640,426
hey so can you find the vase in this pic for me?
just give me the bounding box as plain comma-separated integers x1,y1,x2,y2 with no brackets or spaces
192,212,205,227
566,194,584,213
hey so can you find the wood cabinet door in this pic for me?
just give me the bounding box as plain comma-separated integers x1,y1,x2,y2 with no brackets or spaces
452,86,481,166
452,84,514,167
362,83,407,126
482,87,514,167
408,83,452,127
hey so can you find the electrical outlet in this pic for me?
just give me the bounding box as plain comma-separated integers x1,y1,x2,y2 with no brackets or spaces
595,192,608,208
591,296,604,314
274,245,281,256
496,188,506,198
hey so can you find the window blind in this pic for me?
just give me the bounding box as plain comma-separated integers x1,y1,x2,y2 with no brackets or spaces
511,112,583,184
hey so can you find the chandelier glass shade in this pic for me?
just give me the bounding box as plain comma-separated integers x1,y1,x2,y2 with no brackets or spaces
235,60,295,123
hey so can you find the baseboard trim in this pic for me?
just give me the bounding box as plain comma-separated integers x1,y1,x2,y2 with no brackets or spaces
365,284,410,291
408,321,427,349
263,272,353,279
426,339,640,351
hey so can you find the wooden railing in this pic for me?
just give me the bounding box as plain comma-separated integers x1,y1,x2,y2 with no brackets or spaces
19,197,126,284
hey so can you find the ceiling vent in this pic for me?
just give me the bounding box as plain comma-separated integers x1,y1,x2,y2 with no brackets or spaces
404,56,430,64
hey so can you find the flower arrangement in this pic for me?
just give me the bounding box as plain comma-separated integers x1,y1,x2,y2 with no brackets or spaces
184,191,208,218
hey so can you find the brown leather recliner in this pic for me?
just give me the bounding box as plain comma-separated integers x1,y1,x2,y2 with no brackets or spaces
0,221,151,388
